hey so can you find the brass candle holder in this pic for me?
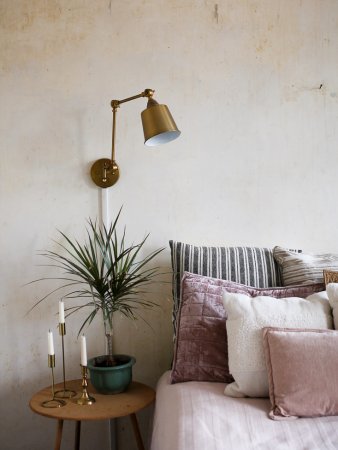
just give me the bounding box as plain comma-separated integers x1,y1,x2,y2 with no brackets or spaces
42,355,66,408
55,323,77,399
76,365,95,405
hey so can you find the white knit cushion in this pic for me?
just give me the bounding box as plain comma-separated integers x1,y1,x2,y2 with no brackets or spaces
222,290,332,398
326,283,338,329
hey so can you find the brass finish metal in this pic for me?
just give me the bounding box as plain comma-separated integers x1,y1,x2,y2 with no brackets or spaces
55,323,77,400
55,389,76,399
90,88,179,188
41,399,66,408
76,366,95,406
90,158,119,188
48,353,55,368
59,323,66,336
141,101,180,146
42,355,66,409
111,88,154,108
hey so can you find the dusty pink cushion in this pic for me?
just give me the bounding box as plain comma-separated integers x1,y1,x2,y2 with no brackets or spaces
170,272,324,384
263,327,338,419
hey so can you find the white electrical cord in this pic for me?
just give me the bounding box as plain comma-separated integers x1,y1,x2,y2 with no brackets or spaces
101,188,110,230
100,188,117,450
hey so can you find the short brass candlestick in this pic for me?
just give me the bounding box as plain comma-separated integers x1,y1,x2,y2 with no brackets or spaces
55,323,76,399
76,365,95,405
42,355,66,408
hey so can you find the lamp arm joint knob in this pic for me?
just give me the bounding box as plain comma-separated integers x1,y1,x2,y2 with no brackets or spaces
143,88,155,98
111,100,120,109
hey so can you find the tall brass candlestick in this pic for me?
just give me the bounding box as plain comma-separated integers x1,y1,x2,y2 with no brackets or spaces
76,365,95,405
42,354,66,408
55,323,76,399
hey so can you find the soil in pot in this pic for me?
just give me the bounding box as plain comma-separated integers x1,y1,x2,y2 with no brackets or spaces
93,354,130,367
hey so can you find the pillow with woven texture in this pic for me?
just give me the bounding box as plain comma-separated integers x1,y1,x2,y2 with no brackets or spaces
222,290,332,397
273,246,338,286
170,242,284,336
170,272,324,384
324,270,338,286
263,327,338,419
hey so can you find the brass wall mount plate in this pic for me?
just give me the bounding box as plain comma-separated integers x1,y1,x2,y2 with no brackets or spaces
90,158,119,188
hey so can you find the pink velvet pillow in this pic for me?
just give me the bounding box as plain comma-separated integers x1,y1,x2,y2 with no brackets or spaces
170,272,324,384
263,327,338,419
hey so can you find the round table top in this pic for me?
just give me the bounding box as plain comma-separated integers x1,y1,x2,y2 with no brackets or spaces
29,379,155,421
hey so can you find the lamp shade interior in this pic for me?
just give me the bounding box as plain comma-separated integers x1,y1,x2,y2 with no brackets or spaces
145,130,181,146
141,103,180,147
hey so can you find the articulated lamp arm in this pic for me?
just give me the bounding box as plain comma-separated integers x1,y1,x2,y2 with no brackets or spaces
111,88,155,108
90,88,180,189
110,89,155,166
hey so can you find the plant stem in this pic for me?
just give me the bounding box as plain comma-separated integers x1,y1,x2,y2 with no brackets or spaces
104,315,115,365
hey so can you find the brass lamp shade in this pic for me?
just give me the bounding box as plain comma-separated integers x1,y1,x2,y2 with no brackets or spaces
141,99,180,146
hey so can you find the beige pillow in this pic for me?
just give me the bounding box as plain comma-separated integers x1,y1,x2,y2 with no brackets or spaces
273,246,338,286
263,328,338,419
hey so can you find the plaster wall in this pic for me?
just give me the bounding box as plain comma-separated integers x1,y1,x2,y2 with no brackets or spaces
1,1,338,449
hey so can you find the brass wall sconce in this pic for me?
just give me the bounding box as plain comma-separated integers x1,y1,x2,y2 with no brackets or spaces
91,88,180,188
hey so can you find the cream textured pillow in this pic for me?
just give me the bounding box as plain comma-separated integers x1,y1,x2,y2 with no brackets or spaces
326,283,338,329
222,291,332,398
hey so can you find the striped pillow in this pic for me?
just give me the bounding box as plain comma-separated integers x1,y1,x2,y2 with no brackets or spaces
170,241,282,334
273,246,338,286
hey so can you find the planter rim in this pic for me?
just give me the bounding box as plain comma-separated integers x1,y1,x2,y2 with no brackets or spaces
88,354,136,371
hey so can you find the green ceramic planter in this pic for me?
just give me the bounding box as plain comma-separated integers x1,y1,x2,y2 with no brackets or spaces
88,354,136,395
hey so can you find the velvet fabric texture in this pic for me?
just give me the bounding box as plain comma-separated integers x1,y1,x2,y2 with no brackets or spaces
170,272,325,384
263,328,338,419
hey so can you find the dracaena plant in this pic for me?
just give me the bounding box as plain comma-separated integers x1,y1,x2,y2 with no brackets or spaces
30,208,164,365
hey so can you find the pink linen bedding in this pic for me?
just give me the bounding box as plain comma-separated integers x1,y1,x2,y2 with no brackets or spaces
150,371,338,450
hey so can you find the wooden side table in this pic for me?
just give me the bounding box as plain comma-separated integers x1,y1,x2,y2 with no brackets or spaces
29,379,155,450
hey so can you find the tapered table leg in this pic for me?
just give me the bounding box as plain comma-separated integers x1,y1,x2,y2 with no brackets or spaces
130,413,145,450
75,420,81,450
54,419,64,450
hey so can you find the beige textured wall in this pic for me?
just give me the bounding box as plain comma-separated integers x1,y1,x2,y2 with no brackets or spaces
1,1,338,449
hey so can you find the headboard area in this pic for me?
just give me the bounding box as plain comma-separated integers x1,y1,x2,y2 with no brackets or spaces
169,241,283,335
168,242,333,386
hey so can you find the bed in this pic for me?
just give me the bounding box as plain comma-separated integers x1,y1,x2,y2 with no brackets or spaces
150,242,338,450
151,371,338,450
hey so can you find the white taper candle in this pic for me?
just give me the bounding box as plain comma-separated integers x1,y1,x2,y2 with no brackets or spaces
48,330,55,355
59,301,65,324
80,335,87,366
